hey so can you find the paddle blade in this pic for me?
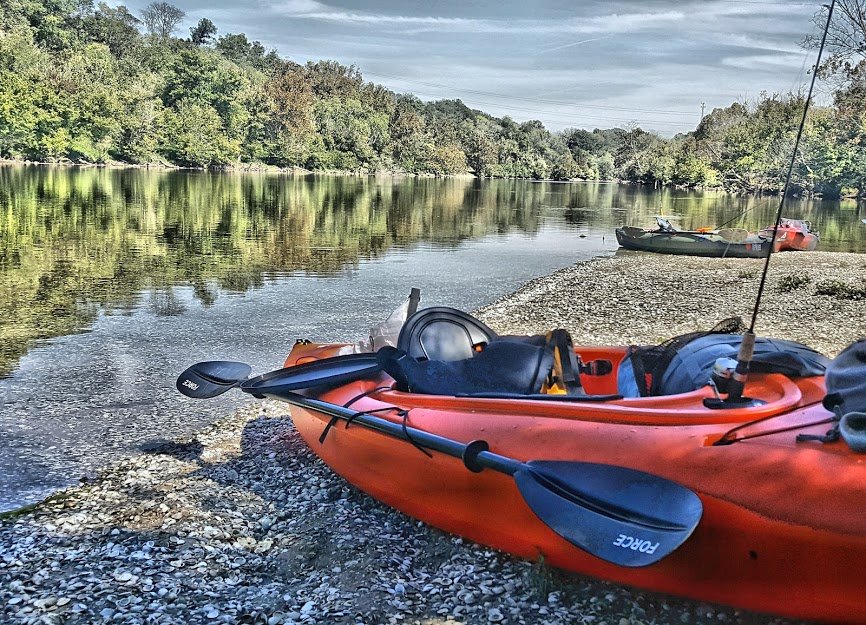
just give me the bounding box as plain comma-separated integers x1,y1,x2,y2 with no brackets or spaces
515,461,702,567
240,353,381,395
176,361,252,399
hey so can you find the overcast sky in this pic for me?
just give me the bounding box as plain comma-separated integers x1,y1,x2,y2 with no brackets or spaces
120,0,828,135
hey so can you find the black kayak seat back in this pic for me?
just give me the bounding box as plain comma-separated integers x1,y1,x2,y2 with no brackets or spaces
397,307,497,361
377,342,554,396
388,306,594,397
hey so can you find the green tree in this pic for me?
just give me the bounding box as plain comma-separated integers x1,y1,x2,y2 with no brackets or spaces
161,48,252,148
827,66,866,195
305,60,364,98
255,61,315,165
161,99,240,166
460,118,497,176
1,0,92,50
215,33,277,70
82,3,141,57
389,96,427,172
190,18,216,46
428,143,468,176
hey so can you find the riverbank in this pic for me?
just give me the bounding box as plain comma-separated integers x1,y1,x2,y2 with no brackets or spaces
477,250,866,357
2,251,864,625
0,159,475,178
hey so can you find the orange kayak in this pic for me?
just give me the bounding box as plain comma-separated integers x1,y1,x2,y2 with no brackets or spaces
761,218,821,252
281,341,862,624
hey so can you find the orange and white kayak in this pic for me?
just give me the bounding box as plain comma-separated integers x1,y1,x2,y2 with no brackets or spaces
280,340,862,624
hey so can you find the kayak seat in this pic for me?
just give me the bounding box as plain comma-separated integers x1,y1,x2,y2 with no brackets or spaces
377,343,554,396
387,307,595,397
397,307,497,361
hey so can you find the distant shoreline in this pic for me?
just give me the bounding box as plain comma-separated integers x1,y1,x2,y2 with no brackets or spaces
6,159,860,198
0,158,490,179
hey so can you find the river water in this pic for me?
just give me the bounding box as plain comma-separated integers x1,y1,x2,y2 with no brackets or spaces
1,166,863,511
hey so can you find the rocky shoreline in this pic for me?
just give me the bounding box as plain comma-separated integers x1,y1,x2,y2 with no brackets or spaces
2,251,865,625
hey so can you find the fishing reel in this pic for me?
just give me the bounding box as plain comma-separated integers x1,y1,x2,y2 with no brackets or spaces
704,357,766,409
709,358,738,395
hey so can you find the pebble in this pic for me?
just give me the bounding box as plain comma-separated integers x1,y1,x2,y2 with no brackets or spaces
0,254,841,625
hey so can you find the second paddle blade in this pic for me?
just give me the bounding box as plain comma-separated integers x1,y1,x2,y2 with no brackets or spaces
176,361,252,399
514,460,702,567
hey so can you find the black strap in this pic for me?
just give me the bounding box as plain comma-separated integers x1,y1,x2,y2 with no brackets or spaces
796,425,840,444
548,329,584,396
715,412,839,446
318,401,433,459
319,416,340,444
796,405,842,445
627,345,650,397
318,386,392,444
399,409,433,458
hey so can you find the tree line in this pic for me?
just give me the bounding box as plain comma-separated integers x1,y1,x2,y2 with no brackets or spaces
1,0,865,197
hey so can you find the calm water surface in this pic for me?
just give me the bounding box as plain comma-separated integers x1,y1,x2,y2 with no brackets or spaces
1,166,863,511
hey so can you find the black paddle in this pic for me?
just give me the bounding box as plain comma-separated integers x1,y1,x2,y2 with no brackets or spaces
176,360,252,398
176,354,380,399
176,358,702,567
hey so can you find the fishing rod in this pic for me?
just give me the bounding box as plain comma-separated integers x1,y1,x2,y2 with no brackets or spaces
712,0,836,408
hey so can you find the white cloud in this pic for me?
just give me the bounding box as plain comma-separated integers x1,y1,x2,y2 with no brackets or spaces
203,0,824,132
533,37,609,55
281,10,480,27
720,52,811,70
264,1,689,35
270,0,330,14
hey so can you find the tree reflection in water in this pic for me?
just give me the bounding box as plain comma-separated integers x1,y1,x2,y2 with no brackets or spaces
1,165,862,377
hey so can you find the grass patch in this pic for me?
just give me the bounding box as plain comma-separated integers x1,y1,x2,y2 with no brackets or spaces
737,269,756,279
526,553,560,599
0,491,73,521
776,273,812,293
814,279,866,300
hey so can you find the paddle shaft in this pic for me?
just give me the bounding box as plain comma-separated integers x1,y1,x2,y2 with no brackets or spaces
269,390,521,475
265,388,702,566
179,359,702,566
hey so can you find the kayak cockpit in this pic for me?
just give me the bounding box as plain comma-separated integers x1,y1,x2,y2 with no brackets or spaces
281,304,830,429
286,340,827,427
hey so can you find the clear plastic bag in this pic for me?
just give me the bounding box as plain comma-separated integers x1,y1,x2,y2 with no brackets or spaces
355,288,421,352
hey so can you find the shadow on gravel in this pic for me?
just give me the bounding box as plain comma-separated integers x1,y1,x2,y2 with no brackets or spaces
141,411,805,625
0,410,804,625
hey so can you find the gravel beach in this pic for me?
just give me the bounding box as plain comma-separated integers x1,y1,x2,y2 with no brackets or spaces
2,250,865,625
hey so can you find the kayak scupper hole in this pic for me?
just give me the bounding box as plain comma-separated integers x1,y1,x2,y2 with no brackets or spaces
749,550,758,560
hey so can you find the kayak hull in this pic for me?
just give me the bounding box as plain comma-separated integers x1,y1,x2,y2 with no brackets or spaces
615,228,770,258
283,343,864,624
616,220,819,257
